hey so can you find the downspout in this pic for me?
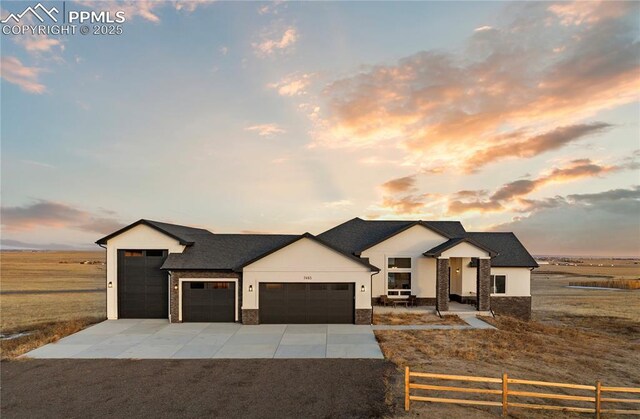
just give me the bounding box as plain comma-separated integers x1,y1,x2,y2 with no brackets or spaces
370,270,380,325
98,243,108,320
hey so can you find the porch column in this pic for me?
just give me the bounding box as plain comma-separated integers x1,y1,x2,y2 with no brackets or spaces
436,258,449,312
476,258,491,311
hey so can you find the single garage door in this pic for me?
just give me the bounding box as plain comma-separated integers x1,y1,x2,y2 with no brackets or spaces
117,249,168,318
259,283,354,324
182,282,235,322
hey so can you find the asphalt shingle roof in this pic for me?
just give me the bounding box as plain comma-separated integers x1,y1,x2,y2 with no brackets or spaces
96,219,212,245
465,232,538,268
317,217,467,254
161,234,299,270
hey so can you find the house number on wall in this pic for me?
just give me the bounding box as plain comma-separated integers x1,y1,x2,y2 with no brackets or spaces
304,276,312,280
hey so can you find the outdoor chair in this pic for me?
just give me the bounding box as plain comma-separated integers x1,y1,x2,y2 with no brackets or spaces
408,295,417,306
379,295,390,306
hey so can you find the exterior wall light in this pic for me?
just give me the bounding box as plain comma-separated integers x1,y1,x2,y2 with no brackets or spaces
361,285,366,292
108,282,113,288
173,284,178,290
248,285,254,292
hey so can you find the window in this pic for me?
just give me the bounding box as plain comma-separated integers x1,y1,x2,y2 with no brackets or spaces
387,257,411,297
145,250,164,257
490,275,506,294
388,257,411,269
124,250,143,257
205,282,230,289
190,282,205,289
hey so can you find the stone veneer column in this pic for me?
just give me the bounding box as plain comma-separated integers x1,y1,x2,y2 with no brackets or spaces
436,258,450,312
169,273,180,323
476,258,491,311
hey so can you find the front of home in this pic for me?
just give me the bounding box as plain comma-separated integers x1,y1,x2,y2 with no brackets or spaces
96,218,537,325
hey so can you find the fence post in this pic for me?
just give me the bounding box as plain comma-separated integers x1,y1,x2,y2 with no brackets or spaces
502,373,508,417
595,381,601,419
405,367,410,411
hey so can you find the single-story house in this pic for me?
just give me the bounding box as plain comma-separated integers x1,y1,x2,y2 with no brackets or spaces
96,217,537,324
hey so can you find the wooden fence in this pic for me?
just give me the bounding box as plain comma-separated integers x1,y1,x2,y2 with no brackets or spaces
404,367,640,417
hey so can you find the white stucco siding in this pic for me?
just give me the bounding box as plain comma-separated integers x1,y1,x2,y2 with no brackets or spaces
461,257,478,295
242,237,373,310
361,225,447,298
440,242,490,259
490,267,531,296
104,224,186,319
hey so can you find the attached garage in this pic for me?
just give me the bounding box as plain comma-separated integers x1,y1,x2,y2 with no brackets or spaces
182,281,236,322
117,249,169,318
259,283,355,324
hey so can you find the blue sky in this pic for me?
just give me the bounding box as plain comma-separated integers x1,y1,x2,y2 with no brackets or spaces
1,1,639,256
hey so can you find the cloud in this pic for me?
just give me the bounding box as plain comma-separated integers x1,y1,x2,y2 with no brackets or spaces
258,1,285,15
381,195,428,215
268,73,313,96
245,123,286,137
73,1,209,23
492,186,640,256
253,27,298,56
219,46,229,55
464,123,612,172
548,1,631,26
309,1,639,172
323,200,353,209
1,200,123,234
381,175,417,194
447,158,626,215
0,56,46,94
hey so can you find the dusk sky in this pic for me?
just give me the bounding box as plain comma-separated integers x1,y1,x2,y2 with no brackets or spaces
1,1,639,256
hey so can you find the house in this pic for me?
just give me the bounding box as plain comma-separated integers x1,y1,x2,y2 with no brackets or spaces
96,217,537,325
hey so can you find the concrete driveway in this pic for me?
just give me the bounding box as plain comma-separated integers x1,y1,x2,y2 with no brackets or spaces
25,320,384,359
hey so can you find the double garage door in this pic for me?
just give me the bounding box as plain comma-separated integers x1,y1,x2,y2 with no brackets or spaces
259,283,355,324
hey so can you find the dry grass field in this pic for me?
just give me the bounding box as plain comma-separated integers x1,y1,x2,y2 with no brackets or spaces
1,251,106,332
378,260,640,418
373,312,467,326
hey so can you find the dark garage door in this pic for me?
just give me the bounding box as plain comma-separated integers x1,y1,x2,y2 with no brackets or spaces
182,282,235,322
259,283,354,324
117,249,168,318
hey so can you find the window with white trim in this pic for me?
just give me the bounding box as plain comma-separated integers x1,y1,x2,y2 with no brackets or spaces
387,257,411,296
490,274,506,294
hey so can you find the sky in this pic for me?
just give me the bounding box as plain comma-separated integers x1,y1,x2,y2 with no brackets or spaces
1,1,639,256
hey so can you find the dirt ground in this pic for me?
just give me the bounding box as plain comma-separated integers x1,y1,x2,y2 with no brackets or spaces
0,359,394,419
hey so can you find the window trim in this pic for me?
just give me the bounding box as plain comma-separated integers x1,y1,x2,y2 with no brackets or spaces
386,256,412,297
490,274,507,295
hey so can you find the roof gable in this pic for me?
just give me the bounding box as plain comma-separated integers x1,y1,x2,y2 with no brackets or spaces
236,233,380,272
318,217,466,255
96,219,212,245
424,237,497,258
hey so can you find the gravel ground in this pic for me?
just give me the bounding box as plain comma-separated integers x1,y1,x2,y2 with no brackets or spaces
1,359,395,419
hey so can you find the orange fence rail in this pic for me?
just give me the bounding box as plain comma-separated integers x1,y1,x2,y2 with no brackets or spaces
404,367,640,417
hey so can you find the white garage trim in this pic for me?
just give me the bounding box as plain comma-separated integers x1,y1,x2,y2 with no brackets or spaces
178,278,238,322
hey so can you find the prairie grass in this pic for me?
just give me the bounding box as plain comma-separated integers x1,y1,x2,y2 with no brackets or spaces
1,317,104,360
1,251,106,331
373,312,466,325
568,279,640,290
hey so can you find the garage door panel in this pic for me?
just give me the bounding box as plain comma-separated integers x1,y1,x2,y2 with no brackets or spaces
182,282,235,322
117,250,169,319
259,283,354,324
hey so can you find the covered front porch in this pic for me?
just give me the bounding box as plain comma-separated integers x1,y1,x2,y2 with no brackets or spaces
423,237,497,313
